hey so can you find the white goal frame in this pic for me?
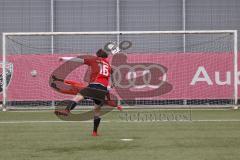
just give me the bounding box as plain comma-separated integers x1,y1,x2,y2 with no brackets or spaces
1,30,238,109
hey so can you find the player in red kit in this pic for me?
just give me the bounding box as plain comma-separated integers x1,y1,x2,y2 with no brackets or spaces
55,49,112,136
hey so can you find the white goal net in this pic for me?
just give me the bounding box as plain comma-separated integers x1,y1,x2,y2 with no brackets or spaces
1,31,238,110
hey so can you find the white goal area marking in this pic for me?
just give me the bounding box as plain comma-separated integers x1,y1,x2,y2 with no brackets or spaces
0,119,240,124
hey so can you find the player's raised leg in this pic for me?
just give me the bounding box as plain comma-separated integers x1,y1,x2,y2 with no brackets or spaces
55,94,84,116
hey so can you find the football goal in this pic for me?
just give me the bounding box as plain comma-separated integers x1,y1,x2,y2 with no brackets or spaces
1,30,238,110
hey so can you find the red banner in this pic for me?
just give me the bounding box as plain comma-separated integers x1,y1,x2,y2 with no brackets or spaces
0,53,237,101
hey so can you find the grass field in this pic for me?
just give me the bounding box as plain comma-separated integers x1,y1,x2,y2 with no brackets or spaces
0,108,240,160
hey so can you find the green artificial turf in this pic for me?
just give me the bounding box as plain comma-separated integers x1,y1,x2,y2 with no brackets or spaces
0,109,240,160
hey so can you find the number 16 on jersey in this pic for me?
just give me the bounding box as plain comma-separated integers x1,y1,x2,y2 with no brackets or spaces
98,63,109,76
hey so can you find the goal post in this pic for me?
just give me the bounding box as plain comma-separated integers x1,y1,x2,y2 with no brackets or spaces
1,30,238,110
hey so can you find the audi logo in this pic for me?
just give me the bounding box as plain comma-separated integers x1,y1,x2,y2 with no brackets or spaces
112,64,167,89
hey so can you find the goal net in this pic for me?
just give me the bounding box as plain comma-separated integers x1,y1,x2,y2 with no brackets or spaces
1,31,238,110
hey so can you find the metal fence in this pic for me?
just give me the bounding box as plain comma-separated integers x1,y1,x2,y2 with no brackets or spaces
0,0,240,52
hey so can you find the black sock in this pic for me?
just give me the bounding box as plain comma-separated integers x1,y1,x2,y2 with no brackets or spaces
93,116,101,132
66,101,77,111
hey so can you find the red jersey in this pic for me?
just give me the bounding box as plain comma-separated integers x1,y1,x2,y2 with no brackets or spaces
84,57,111,87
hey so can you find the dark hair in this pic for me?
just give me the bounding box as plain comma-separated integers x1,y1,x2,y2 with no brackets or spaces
96,49,108,58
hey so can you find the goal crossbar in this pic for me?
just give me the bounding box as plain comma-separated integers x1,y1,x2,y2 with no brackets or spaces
2,30,238,36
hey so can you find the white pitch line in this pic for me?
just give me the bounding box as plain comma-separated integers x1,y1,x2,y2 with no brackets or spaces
117,120,240,122
0,120,110,124
0,119,240,124
192,119,240,122
114,120,240,122
2,108,238,112
120,139,133,141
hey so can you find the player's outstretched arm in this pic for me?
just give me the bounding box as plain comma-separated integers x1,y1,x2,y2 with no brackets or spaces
59,57,84,63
